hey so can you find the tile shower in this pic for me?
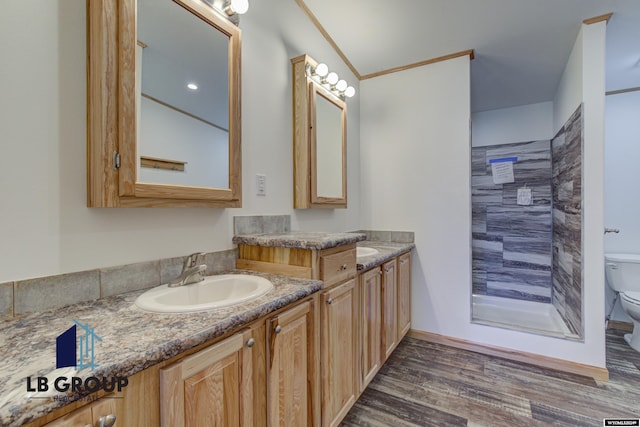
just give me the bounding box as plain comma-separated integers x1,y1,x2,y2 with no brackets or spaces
471,104,583,337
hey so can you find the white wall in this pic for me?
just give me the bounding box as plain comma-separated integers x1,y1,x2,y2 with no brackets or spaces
604,90,640,321
0,0,361,283
471,102,554,147
360,22,607,368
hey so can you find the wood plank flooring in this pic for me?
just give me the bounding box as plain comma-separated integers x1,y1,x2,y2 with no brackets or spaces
341,329,640,426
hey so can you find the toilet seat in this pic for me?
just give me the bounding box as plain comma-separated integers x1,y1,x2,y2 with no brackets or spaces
622,291,640,305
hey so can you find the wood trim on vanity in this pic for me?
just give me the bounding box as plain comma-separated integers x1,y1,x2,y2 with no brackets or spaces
408,329,610,382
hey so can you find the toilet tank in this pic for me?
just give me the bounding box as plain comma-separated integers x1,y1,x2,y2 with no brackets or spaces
605,253,640,293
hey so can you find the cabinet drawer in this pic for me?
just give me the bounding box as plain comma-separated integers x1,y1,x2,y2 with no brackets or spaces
320,249,356,287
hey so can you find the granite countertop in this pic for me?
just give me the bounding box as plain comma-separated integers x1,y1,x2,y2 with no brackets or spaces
232,231,367,250
0,270,322,426
356,241,416,271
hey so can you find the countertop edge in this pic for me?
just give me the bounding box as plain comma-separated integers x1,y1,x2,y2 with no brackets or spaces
356,241,416,271
232,231,367,250
0,270,322,426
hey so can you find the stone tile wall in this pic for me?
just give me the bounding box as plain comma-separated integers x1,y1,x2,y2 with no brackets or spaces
2,249,237,319
233,215,291,235
551,104,583,336
471,140,553,302
353,230,415,243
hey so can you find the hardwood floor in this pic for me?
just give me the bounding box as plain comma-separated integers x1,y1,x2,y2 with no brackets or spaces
341,328,640,426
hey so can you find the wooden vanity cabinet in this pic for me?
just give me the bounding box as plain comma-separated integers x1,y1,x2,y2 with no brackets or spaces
159,325,264,427
320,278,357,427
267,297,320,426
397,252,412,340
358,267,382,393
44,399,115,427
357,250,411,393
237,243,357,427
381,259,398,361
41,366,158,427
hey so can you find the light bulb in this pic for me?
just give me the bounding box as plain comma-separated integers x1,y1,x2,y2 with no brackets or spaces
326,72,339,85
187,82,198,91
336,79,348,92
227,0,249,15
314,63,328,78
344,86,356,98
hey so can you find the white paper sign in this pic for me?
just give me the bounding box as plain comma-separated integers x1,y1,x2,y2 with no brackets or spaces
489,157,516,184
517,188,533,205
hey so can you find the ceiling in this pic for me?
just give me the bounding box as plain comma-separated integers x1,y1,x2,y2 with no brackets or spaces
301,0,640,112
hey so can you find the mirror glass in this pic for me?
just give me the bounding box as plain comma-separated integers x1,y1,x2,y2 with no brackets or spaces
137,0,230,189
315,92,344,198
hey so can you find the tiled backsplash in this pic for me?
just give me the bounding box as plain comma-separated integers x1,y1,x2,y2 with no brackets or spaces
2,219,414,320
352,230,415,243
233,215,291,235
1,249,237,319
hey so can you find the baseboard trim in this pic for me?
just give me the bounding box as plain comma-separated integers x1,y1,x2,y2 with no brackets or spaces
408,329,609,382
607,320,634,333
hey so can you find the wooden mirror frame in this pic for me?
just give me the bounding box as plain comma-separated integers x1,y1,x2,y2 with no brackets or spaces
309,82,347,206
292,54,348,209
87,0,242,208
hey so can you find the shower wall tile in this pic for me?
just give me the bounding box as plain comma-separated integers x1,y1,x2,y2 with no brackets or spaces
551,104,583,336
471,140,553,303
472,148,487,176
472,206,487,233
503,237,552,269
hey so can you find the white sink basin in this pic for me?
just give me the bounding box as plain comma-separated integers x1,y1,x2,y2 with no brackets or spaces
135,274,274,313
356,247,379,258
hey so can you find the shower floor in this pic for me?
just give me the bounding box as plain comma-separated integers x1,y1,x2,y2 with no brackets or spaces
472,294,578,338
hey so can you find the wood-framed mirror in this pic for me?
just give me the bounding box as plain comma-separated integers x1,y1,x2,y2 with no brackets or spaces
87,0,242,208
292,54,348,209
309,82,347,206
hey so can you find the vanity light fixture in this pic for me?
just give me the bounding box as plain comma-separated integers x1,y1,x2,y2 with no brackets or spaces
224,0,249,15
325,72,339,86
313,63,329,78
344,86,356,98
305,60,356,99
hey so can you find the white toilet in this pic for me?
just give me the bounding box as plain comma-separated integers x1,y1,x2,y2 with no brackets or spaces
605,253,640,352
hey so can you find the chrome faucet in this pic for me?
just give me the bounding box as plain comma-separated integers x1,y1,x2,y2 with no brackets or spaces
168,252,207,287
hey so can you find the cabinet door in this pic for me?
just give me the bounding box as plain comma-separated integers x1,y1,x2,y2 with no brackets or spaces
44,406,93,427
397,252,412,340
160,329,257,427
267,299,319,427
359,268,381,392
45,399,117,427
381,259,398,361
321,279,357,427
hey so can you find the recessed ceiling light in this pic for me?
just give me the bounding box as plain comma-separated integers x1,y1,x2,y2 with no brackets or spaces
187,83,198,91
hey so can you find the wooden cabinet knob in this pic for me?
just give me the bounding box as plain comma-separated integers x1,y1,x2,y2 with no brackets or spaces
326,298,333,305
98,414,116,427
341,264,348,270
274,325,282,334
246,338,255,348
